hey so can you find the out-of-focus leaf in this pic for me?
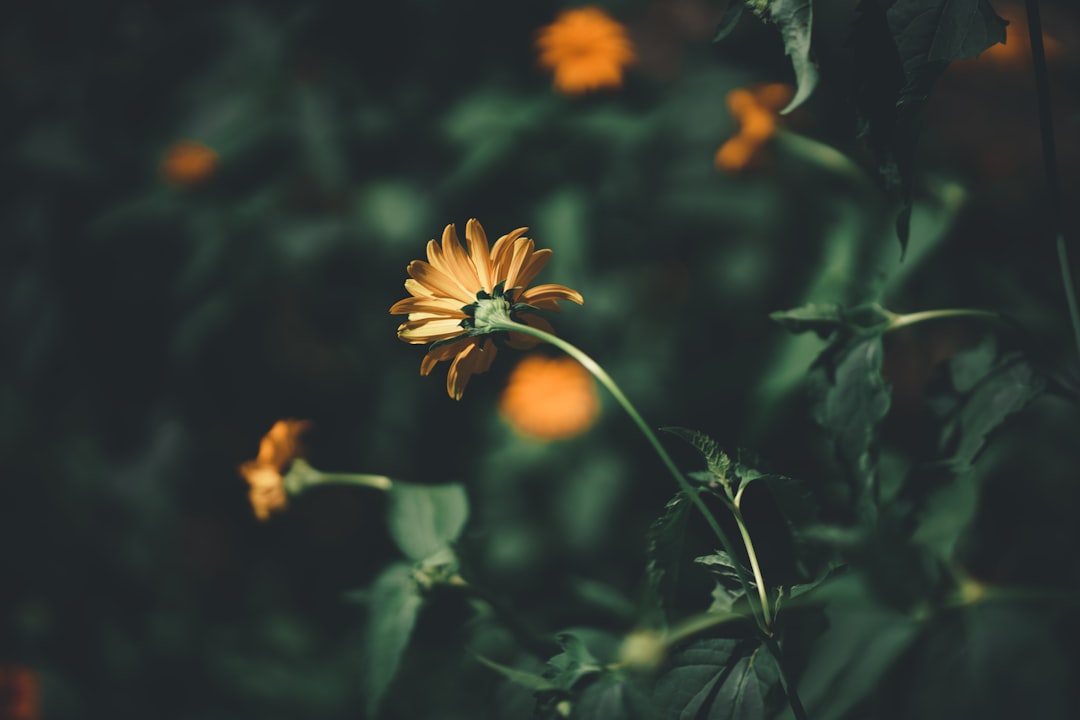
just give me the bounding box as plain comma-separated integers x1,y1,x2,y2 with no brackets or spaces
770,302,892,339
797,575,920,720
809,336,892,482
474,653,560,691
572,672,656,720
946,354,1044,469
895,602,1070,720
713,0,746,41
387,482,469,561
653,638,782,719
545,632,604,691
363,562,424,717
851,0,1006,252
748,0,818,113
645,492,692,623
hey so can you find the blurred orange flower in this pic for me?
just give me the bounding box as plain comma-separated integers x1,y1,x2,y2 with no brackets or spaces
536,6,636,95
391,219,583,400
0,665,39,720
500,355,600,440
238,419,310,520
160,139,219,187
714,83,794,173
977,2,1066,69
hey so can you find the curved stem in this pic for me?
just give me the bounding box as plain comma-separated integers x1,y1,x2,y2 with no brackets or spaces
286,459,393,493
498,319,767,633
887,308,1000,332
732,506,773,628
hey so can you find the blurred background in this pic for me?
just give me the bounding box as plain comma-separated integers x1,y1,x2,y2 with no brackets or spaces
3,0,1079,717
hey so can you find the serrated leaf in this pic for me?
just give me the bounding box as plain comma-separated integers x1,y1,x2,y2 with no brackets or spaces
387,481,469,561
696,551,752,612
546,632,604,691
363,562,424,717
809,335,892,485
765,0,818,113
661,427,732,490
474,653,561,692
851,0,1006,252
645,492,692,624
947,354,1043,469
653,639,782,720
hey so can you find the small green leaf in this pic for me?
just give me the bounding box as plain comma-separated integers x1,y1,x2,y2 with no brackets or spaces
696,551,752,612
546,632,604,691
660,427,732,490
387,481,469,561
474,653,561,691
363,562,424,717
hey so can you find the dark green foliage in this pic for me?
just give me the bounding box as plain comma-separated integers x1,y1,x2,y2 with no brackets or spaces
851,0,1007,251
809,335,892,484
645,492,694,624
653,639,783,720
363,563,425,717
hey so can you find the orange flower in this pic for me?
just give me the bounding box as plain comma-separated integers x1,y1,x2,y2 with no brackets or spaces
536,6,636,95
0,665,39,720
390,219,584,400
160,139,218,187
238,419,311,520
978,2,1066,69
714,83,794,172
500,354,600,440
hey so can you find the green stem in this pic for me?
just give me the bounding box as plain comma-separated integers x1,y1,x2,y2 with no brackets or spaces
732,505,773,628
497,319,767,633
286,458,393,493
887,308,1000,332
1023,0,1080,359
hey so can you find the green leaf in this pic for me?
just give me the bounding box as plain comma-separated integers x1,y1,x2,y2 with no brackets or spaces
797,576,920,720
546,632,605,691
946,354,1044,469
713,0,745,41
474,653,561,692
747,0,818,113
387,481,469,561
653,639,783,720
363,562,424,717
645,492,692,624
809,336,892,483
660,427,732,490
851,0,1006,252
770,302,893,339
696,551,751,613
573,672,656,720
